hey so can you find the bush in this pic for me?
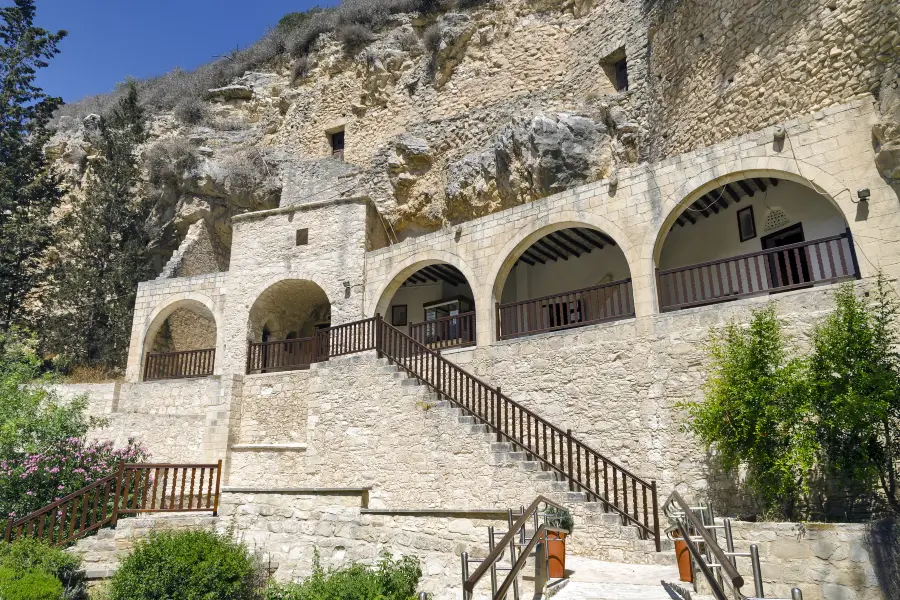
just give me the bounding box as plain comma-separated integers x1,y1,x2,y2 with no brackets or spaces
173,98,209,125
338,24,375,55
265,551,421,600
0,539,84,599
109,530,262,600
291,56,311,82
0,567,63,600
144,139,199,189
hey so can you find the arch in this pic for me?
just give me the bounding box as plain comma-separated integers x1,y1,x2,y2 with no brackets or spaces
140,293,222,380
484,212,638,310
247,278,332,343
643,161,858,269
484,213,637,342
370,251,479,319
648,163,858,313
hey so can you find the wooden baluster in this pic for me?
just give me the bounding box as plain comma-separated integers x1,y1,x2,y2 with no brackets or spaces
613,469,619,509
57,503,67,544
642,485,649,530
622,473,628,515
814,242,826,280
91,484,100,527
168,468,178,509
835,237,848,276
566,429,574,492
67,498,77,541
206,466,215,509
594,455,600,501
188,468,197,510
632,478,638,522
179,467,187,509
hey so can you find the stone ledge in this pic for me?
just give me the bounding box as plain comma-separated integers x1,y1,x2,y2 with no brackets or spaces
229,443,308,452
221,487,370,507
231,196,370,223
360,508,508,519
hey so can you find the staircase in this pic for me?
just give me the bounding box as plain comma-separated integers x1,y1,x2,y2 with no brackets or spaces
378,357,672,566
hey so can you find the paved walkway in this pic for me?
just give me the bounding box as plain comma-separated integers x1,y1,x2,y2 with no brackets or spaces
552,556,682,600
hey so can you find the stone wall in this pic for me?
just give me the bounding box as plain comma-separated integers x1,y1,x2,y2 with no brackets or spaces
46,382,119,417
118,377,220,416
89,413,206,464
721,521,886,600
646,0,899,160
238,372,311,444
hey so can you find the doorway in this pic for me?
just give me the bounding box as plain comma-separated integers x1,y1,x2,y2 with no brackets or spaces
761,223,811,288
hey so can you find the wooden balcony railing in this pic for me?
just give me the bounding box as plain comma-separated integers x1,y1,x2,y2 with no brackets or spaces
247,337,317,374
144,348,215,381
496,279,634,340
657,230,860,312
4,461,222,547
409,312,476,350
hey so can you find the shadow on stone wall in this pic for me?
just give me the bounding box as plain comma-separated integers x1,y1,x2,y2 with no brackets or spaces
867,516,900,599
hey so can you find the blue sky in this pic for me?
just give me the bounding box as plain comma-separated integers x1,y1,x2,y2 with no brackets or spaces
12,0,337,103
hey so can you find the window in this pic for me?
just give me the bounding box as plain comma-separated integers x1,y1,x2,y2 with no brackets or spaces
296,228,309,246
601,48,628,94
614,58,628,92
330,130,345,160
391,305,408,327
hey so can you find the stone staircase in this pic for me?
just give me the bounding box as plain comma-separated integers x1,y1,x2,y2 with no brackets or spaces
378,357,673,566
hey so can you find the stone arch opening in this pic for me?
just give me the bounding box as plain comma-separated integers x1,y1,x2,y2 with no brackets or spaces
377,261,476,349
655,175,857,312
246,279,332,373
494,224,634,340
142,299,218,381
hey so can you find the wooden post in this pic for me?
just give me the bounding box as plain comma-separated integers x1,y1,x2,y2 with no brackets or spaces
496,387,502,442
566,429,574,492
651,480,661,552
212,460,222,516
4,518,11,543
110,462,125,528
375,313,383,358
495,303,501,341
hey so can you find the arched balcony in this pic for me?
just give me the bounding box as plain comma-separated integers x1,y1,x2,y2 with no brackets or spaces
495,226,634,340
246,279,332,374
143,301,218,381
656,177,859,311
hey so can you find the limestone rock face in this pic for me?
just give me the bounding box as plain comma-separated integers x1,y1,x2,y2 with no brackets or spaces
206,85,254,101
446,112,614,220
874,68,900,182
433,13,477,89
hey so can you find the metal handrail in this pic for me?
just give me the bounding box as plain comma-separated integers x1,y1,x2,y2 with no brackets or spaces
664,491,744,590
463,496,564,599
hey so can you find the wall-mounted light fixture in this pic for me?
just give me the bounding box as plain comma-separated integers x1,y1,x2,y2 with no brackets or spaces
856,188,871,203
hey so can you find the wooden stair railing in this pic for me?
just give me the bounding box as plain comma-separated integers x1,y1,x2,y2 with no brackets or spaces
309,316,660,548
4,461,222,547
363,316,661,550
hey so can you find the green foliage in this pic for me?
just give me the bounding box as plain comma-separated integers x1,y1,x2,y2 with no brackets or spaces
0,539,84,599
264,550,421,600
42,82,154,371
809,273,900,512
545,506,574,533
0,331,91,461
0,567,63,600
108,530,262,600
173,97,209,125
680,305,816,519
0,0,66,330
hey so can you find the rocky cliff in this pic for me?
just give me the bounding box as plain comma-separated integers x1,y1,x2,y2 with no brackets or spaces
45,0,899,276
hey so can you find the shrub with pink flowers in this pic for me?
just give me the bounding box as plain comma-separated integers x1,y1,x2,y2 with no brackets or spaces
0,437,149,520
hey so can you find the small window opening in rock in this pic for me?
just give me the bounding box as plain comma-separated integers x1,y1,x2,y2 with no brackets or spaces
601,48,628,94
330,130,345,160
296,228,309,246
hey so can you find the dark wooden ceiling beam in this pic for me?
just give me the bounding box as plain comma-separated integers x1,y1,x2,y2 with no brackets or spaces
769,177,779,187
556,229,592,254
547,232,582,258
405,272,427,284
536,239,568,261
724,184,742,203
528,243,558,263
580,227,617,247
418,267,441,283
753,178,768,192
737,180,756,198
522,249,546,265
572,228,605,249
680,209,696,225
709,190,730,209
430,264,466,286
515,254,536,267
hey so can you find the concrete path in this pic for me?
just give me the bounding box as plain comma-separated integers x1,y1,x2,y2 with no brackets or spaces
552,556,682,600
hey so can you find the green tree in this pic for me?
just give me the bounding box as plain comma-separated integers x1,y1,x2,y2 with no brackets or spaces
808,274,900,512
42,82,152,370
681,305,816,519
0,0,66,331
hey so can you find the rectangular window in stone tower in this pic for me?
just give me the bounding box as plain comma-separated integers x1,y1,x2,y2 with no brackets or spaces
296,229,309,246
330,130,345,160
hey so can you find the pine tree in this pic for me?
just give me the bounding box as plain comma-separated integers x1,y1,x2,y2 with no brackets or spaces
0,0,66,330
43,82,152,370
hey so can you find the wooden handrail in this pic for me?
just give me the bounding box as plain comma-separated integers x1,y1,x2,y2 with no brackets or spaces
498,278,633,309
144,347,215,381
657,233,847,276
409,312,476,350
464,495,563,593
376,316,661,548
5,461,222,547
